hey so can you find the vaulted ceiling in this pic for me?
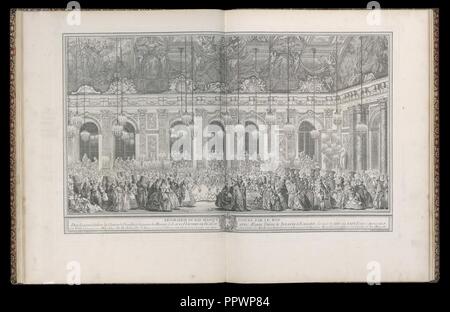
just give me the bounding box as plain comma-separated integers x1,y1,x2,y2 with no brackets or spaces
66,33,389,94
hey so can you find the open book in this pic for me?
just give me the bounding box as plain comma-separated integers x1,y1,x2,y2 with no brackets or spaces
11,9,439,283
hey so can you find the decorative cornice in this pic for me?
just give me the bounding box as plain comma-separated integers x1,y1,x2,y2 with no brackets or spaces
67,77,389,109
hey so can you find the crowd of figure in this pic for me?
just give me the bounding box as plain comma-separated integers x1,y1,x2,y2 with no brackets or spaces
67,157,389,213
215,168,389,211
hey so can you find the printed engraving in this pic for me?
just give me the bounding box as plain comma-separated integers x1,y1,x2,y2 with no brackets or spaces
64,33,392,233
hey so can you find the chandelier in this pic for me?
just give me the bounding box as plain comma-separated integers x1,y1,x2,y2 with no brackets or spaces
355,122,368,132
356,36,368,133
122,130,130,140
266,111,277,124
266,36,277,125
310,128,320,139
310,47,320,140
332,36,343,127
221,111,233,125
235,36,244,133
181,36,192,126
284,36,295,134
80,37,90,143
80,129,90,142
71,114,83,128
188,36,196,133
333,112,343,126
71,37,83,129
113,37,124,138
67,123,77,138
118,113,128,126
113,123,124,137
182,110,192,124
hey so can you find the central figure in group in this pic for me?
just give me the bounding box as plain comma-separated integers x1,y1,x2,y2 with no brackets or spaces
215,177,250,211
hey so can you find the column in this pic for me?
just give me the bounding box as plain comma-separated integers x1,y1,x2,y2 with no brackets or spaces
285,131,293,160
356,132,363,171
379,99,388,174
137,109,147,161
74,131,80,162
352,107,363,171
135,133,140,160
98,134,102,170
157,109,169,161
100,109,113,169
315,133,321,165
67,136,74,165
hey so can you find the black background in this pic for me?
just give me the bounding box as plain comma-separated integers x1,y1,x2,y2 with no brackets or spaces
0,0,448,310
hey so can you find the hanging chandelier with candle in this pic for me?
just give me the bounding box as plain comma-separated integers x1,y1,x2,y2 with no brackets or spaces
356,35,369,133
221,37,232,125
67,120,77,138
235,37,245,133
266,36,276,125
310,47,320,140
333,35,343,127
113,37,124,138
117,38,128,127
188,36,196,133
67,40,77,138
71,38,83,128
181,36,192,125
253,47,260,126
79,39,91,143
284,36,296,134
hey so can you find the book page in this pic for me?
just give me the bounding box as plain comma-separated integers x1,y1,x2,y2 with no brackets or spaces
15,9,436,283
18,9,227,284
224,9,434,282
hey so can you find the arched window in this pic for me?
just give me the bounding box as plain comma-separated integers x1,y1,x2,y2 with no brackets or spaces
370,114,381,170
298,121,315,159
170,121,190,160
245,121,259,160
79,122,99,161
114,122,136,160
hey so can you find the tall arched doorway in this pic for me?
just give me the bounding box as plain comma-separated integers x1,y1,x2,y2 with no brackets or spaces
170,120,190,160
79,122,99,161
207,120,226,161
298,121,316,159
114,122,136,160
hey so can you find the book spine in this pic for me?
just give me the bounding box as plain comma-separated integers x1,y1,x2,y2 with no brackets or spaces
431,8,440,283
10,8,18,284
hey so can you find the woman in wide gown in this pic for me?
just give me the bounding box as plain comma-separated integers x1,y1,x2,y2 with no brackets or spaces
269,185,283,211
159,179,174,212
332,177,345,209
285,178,297,210
215,182,233,210
135,176,148,210
167,179,180,210
304,179,315,211
231,180,245,211
277,178,289,210
180,176,196,207
119,181,131,212
374,176,388,209
355,179,373,209
344,180,363,210
146,179,162,211
262,182,273,210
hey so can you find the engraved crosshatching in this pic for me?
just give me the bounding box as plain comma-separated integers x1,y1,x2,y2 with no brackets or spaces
63,32,392,233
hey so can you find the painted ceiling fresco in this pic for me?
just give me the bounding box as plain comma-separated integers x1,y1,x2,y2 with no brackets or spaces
66,34,389,95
